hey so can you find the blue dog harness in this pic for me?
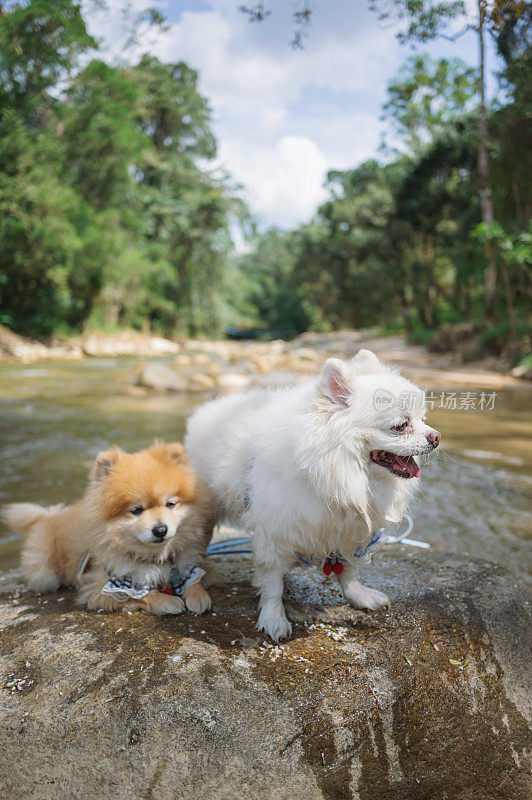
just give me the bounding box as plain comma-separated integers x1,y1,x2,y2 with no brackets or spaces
206,514,428,572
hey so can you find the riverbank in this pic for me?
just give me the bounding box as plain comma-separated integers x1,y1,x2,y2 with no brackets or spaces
0,326,179,361
0,325,527,389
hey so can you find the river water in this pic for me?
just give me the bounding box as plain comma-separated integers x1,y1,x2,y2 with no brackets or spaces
0,357,530,593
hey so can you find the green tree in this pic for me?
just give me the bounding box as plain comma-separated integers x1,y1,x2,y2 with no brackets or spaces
235,229,318,333
0,1,99,334
240,0,530,324
0,0,95,125
370,0,530,314
126,55,235,336
382,54,477,153
0,110,100,334
0,3,242,339
62,60,146,208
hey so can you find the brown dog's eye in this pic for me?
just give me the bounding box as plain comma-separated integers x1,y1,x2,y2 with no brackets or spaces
392,421,408,433
130,506,144,516
166,501,176,509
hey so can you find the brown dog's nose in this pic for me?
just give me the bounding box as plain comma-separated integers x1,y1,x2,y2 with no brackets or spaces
426,429,441,448
152,523,168,540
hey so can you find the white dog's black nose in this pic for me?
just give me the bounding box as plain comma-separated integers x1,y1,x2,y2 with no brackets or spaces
152,523,168,540
426,430,441,448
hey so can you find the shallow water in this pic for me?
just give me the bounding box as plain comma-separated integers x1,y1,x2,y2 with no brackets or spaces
0,357,530,592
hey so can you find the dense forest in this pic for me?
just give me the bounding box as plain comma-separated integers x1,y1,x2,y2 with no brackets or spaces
238,0,531,362
0,0,242,337
0,0,530,362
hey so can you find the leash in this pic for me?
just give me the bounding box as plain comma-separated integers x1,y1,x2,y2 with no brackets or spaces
206,514,430,568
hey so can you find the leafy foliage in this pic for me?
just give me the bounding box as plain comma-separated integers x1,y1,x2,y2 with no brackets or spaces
382,55,477,153
235,30,530,356
0,0,239,337
0,0,530,359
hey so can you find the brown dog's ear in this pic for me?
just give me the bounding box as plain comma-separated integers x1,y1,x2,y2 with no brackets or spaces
151,440,189,465
92,448,122,481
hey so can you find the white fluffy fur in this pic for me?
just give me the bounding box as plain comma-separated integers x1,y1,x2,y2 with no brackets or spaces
185,349,439,640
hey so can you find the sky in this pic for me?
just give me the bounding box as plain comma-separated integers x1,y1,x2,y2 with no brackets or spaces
84,0,498,230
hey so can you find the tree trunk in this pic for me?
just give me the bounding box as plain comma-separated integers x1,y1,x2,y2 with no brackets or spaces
499,259,517,345
105,300,119,329
425,235,436,327
398,287,412,333
476,0,497,315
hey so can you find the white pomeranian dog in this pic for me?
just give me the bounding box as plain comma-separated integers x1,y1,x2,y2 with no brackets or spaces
185,349,440,641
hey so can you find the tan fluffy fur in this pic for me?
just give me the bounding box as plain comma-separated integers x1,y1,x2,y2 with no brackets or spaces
3,441,215,615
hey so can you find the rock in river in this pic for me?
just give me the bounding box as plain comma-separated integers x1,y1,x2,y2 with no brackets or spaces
136,361,187,392
0,548,530,800
216,372,251,394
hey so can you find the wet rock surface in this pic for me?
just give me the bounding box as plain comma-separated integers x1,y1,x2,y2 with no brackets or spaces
0,327,180,362
133,333,520,398
0,548,530,800
0,325,83,362
81,332,179,358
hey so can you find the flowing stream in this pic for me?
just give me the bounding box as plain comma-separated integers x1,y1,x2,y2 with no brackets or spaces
0,356,530,593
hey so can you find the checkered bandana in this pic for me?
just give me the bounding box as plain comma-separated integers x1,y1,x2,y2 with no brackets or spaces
100,565,206,602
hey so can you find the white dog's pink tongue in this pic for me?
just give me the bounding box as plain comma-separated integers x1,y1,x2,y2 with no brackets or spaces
396,455,420,479
371,450,421,478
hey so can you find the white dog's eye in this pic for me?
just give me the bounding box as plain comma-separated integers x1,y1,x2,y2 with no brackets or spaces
166,500,176,509
130,505,144,516
391,420,408,433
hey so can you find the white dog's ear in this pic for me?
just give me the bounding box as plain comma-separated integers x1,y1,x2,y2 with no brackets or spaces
351,349,384,375
92,448,122,481
319,358,353,408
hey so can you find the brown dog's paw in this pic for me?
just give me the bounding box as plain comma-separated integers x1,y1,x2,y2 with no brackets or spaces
128,591,185,615
184,582,212,614
151,593,185,615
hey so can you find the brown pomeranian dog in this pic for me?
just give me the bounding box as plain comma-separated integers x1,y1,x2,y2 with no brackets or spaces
3,441,215,615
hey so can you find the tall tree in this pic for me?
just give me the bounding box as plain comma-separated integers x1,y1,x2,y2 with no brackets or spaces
0,0,99,333
382,54,477,153
0,3,241,338
62,60,146,208
0,0,95,126
127,56,228,335
240,0,529,317
370,0,529,313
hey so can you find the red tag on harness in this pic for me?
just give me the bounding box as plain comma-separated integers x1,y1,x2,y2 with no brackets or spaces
333,562,344,575
158,586,173,595
323,562,333,576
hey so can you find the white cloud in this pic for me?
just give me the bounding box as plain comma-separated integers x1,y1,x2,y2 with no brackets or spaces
83,0,484,228
142,1,399,226
220,135,329,228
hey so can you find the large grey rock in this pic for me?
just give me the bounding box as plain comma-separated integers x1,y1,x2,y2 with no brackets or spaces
136,361,187,392
0,549,530,800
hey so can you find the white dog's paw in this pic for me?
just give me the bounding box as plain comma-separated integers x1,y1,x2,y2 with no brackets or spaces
256,607,293,641
344,584,391,612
